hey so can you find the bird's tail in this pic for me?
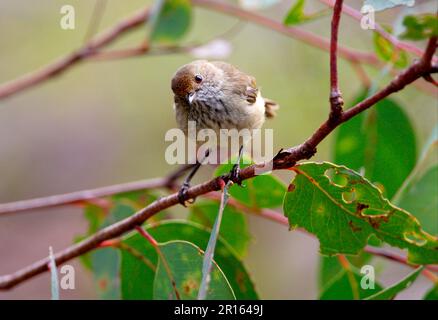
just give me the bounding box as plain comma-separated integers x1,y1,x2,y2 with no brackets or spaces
264,99,279,118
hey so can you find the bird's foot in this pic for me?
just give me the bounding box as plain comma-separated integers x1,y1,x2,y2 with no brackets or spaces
178,182,195,207
229,162,242,186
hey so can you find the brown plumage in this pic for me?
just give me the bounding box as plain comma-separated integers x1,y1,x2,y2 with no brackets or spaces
171,60,279,135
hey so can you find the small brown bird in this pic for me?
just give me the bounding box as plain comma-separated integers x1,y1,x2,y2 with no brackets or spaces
171,60,279,204
172,60,278,135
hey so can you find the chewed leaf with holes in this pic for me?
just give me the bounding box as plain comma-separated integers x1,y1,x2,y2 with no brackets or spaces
283,162,438,264
153,240,235,300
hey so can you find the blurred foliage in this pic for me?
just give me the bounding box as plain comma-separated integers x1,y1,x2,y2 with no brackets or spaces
283,0,328,26
373,29,408,68
424,285,438,300
400,14,438,40
333,93,416,199
150,0,192,44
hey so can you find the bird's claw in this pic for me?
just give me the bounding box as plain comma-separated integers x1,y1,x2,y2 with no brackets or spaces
178,182,195,207
229,163,242,186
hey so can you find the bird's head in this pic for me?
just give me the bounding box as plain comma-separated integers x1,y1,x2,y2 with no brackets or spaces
171,60,220,105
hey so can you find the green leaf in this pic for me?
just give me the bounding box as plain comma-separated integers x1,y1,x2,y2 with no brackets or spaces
91,248,121,299
398,165,438,235
90,202,136,299
84,204,107,235
150,0,192,44
77,201,134,270
105,202,136,224
400,14,438,40
363,0,415,12
394,124,437,234
112,190,151,206
424,285,438,300
319,254,374,290
283,162,438,264
215,158,286,208
153,240,235,300
284,0,308,25
119,240,156,300
189,201,251,258
320,265,383,300
333,95,417,199
120,220,258,299
319,256,343,290
373,29,408,68
366,267,423,300
284,0,328,26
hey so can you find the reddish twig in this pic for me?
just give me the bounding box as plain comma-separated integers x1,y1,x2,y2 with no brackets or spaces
364,246,438,273
337,255,360,300
329,0,344,121
0,177,167,216
135,226,181,299
0,163,195,216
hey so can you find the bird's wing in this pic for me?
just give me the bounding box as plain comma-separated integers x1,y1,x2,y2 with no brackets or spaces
210,61,259,104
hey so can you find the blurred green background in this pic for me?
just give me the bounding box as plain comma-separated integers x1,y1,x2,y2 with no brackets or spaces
0,0,436,299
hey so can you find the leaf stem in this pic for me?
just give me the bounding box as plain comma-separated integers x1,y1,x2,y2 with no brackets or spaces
135,226,180,300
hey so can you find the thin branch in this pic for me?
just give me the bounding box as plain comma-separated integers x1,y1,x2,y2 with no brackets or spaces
0,163,195,216
0,7,151,99
364,247,438,273
0,50,436,289
0,177,167,216
341,37,437,123
329,0,344,121
422,269,438,284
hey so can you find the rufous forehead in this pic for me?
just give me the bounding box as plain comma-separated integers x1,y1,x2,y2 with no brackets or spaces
172,63,202,96
172,70,194,96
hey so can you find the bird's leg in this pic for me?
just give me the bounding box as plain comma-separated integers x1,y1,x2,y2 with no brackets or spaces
229,145,244,185
178,149,210,206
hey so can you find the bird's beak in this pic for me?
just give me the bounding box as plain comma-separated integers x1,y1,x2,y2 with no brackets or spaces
187,92,196,105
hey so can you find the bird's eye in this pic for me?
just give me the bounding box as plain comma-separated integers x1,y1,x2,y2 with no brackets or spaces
194,74,203,83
